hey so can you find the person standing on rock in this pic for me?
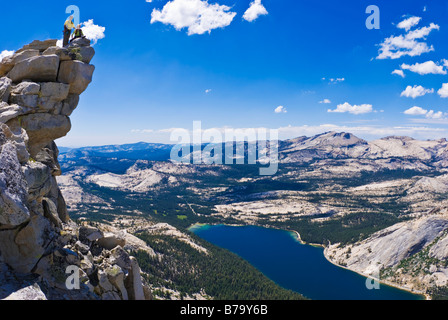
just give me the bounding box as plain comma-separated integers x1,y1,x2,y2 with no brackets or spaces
63,16,75,47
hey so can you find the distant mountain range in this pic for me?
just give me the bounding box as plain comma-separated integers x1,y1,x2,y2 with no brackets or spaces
60,131,448,168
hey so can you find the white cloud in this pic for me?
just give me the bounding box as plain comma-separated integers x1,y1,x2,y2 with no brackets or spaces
377,22,439,59
243,0,268,22
426,110,445,119
392,69,405,78
205,89,212,93
404,106,428,115
150,0,236,35
328,102,373,115
274,106,287,113
319,99,331,104
400,85,434,98
397,16,421,32
82,20,106,45
329,78,345,84
0,50,14,61
400,60,446,75
404,106,446,120
438,83,448,98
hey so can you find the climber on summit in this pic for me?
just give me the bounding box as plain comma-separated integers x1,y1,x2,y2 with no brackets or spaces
63,16,75,47
71,24,86,42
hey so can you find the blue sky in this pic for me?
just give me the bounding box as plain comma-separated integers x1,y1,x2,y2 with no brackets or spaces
1,0,448,146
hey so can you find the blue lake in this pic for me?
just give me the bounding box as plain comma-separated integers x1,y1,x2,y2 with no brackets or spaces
190,224,424,300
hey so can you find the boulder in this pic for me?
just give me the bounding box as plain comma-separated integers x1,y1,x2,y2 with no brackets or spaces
106,265,128,300
40,82,70,101
8,82,41,110
10,81,40,95
98,269,115,292
124,257,145,300
9,93,38,109
68,38,91,47
97,231,126,250
2,284,47,300
0,141,30,227
56,188,69,223
75,241,90,255
1,124,29,164
0,50,40,77
8,55,60,83
65,45,95,64
60,94,80,117
79,225,104,242
34,141,62,176
57,60,95,95
37,83,70,112
0,103,24,124
0,77,12,102
109,246,132,270
42,46,71,61
42,197,62,229
22,161,52,201
0,214,53,273
8,113,71,157
77,46,95,64
16,40,58,53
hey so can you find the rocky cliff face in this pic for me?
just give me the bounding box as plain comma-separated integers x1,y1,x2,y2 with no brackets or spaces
0,39,151,300
325,211,448,294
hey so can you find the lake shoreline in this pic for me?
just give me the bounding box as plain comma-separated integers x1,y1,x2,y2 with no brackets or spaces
189,222,428,300
285,227,429,300
321,248,429,300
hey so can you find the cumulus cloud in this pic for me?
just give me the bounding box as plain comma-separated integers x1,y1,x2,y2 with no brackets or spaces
327,102,373,115
397,16,422,31
150,0,236,35
0,50,14,61
377,19,439,59
426,110,445,119
82,20,106,45
438,83,448,98
243,0,268,22
400,85,434,98
205,89,212,94
404,106,446,119
274,106,287,113
392,69,405,78
319,99,331,104
400,60,447,75
404,106,428,115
